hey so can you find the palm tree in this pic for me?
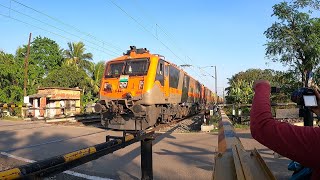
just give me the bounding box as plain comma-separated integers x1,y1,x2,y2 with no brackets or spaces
91,61,105,94
64,42,93,72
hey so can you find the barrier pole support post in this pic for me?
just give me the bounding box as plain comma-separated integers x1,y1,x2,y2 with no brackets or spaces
141,137,153,180
304,107,313,127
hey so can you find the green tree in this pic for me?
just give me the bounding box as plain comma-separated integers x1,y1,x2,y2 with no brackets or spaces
265,0,320,86
229,69,275,83
227,79,254,104
16,36,64,94
0,51,24,103
90,61,105,95
226,69,298,104
42,64,90,90
64,42,93,72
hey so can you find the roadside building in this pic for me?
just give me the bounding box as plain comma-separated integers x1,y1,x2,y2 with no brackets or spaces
27,87,81,118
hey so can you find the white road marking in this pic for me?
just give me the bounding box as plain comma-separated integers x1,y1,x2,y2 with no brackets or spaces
63,171,112,180
0,151,113,180
4,130,105,152
1,152,35,163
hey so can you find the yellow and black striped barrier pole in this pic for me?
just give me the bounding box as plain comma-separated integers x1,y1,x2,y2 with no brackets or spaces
0,131,152,179
0,104,24,108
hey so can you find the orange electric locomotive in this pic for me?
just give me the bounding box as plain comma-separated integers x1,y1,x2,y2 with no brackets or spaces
94,46,217,130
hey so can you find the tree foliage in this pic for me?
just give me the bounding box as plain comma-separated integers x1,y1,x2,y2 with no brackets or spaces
0,36,105,110
64,42,93,72
91,61,105,95
228,69,275,83
227,80,254,104
265,0,320,86
0,51,23,103
15,36,64,94
42,64,90,89
226,69,299,104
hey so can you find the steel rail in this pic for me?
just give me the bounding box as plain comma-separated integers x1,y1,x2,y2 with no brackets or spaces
213,111,275,180
0,131,154,179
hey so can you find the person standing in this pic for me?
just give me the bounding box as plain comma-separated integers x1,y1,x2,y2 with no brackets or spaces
251,80,320,179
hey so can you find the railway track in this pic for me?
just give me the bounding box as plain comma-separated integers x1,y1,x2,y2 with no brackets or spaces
136,112,204,134
47,112,204,132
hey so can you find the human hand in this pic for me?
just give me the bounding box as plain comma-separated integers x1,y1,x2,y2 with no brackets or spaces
253,80,270,91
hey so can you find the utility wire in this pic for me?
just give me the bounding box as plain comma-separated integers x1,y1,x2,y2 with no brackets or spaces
0,3,119,57
108,0,204,80
131,0,194,65
129,0,212,84
11,0,123,53
0,12,117,58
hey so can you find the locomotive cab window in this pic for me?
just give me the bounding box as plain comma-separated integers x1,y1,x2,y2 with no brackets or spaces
158,63,163,75
124,58,149,76
105,62,125,78
156,60,165,86
165,65,169,76
169,66,179,88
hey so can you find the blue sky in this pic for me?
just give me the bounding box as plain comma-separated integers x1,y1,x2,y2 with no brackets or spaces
0,0,287,96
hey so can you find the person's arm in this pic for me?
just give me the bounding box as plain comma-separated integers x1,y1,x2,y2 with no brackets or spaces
250,81,320,168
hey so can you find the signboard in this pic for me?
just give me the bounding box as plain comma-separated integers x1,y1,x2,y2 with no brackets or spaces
23,96,29,104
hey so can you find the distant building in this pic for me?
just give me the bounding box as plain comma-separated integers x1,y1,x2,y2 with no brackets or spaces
28,87,81,118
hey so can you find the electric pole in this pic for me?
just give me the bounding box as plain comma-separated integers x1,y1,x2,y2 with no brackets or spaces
215,66,217,95
24,33,32,97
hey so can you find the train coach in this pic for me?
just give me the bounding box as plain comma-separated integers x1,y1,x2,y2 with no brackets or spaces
94,46,217,130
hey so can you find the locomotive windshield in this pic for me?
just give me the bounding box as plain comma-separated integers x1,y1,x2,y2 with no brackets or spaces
105,62,124,78
124,59,149,76
105,59,149,78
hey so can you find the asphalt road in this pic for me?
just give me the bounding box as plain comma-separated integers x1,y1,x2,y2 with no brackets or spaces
0,119,291,179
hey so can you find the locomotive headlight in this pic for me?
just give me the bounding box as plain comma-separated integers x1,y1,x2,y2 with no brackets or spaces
104,83,112,92
139,80,144,89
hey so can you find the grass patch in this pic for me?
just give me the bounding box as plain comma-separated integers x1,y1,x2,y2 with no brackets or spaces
1,116,23,121
210,125,219,133
233,123,250,130
205,114,220,133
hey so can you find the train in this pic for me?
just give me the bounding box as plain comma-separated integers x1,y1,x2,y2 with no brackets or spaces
94,46,222,130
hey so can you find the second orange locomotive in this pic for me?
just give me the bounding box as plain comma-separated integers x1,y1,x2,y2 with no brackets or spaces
94,46,217,130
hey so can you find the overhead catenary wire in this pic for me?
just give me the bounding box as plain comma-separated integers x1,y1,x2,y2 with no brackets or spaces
108,0,204,81
0,3,119,57
131,0,193,64
11,0,123,54
0,12,117,58
128,0,214,88
1,0,214,90
131,0,202,68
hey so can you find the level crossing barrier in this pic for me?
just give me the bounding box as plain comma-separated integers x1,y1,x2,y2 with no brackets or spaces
0,130,155,180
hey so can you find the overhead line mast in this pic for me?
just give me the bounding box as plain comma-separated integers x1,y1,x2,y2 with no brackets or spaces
23,33,32,97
